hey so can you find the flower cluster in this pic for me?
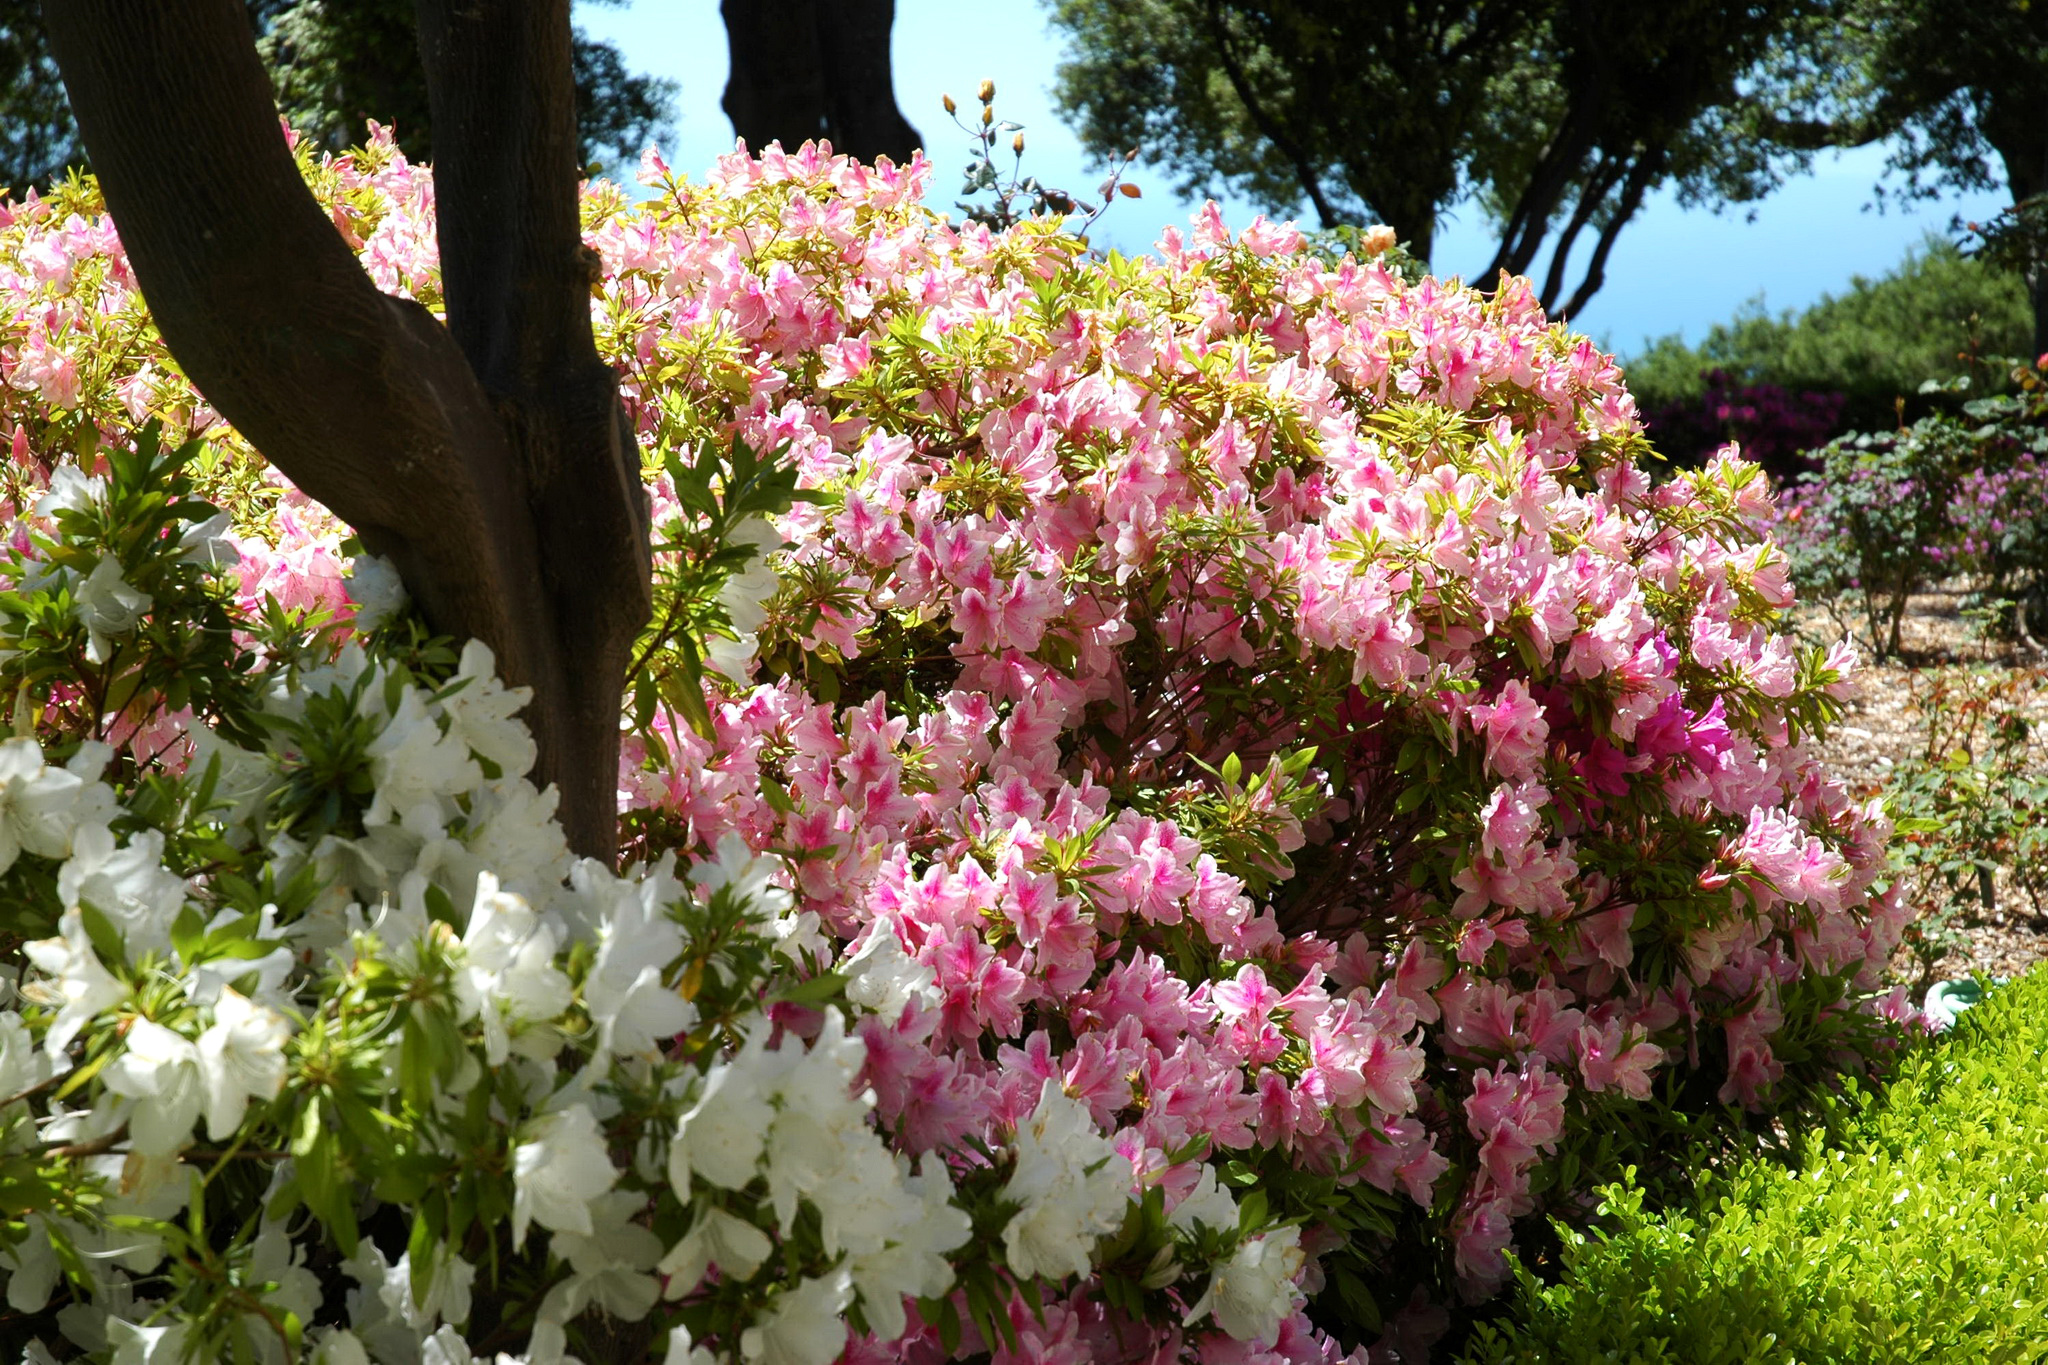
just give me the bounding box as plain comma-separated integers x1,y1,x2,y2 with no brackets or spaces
0,437,1296,1365
0,127,1915,1363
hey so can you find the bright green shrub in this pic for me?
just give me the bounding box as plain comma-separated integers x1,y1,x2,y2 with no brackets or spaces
1461,969,2048,1364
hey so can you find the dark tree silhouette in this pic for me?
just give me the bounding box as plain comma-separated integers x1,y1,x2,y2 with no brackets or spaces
720,0,922,164
41,0,651,861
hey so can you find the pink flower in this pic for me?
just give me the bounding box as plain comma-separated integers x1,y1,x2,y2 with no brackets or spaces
1466,679,1548,779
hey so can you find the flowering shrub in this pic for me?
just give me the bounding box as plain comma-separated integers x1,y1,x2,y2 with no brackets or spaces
1773,357,2048,658
0,129,1912,1364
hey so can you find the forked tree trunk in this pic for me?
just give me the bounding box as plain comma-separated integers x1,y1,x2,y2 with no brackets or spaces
720,0,921,163
41,0,651,863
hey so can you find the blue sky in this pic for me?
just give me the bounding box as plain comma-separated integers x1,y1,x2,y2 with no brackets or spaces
574,0,2013,360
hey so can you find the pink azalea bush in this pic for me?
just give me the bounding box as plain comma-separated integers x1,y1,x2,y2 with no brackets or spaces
0,127,1916,1364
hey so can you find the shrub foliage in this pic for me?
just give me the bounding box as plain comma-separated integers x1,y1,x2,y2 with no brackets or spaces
1462,967,2048,1364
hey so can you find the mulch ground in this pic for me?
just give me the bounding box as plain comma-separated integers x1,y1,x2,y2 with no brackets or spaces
1798,588,2048,986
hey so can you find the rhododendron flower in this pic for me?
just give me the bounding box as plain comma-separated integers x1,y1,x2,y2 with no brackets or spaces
1001,1080,1131,1282
1185,1225,1305,1345
511,1104,618,1248
196,987,291,1138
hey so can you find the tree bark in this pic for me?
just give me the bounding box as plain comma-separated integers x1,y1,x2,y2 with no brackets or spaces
42,0,650,863
720,0,920,163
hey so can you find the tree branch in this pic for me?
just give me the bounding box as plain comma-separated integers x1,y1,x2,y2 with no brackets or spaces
1558,149,1663,319
1484,100,1607,283
1538,152,1624,310
1201,0,1341,230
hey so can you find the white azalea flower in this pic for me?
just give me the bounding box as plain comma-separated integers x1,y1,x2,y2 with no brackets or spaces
0,737,87,874
511,1103,617,1249
461,780,570,896
443,641,537,778
34,466,104,519
421,1325,475,1365
738,1267,852,1365
101,1018,202,1155
106,1317,188,1365
0,1012,52,1103
844,1154,971,1341
73,554,151,663
669,1033,772,1194
999,1079,1131,1283
249,1220,324,1323
1183,1225,1304,1345
175,511,240,570
841,918,939,1020
311,1329,373,1365
1168,1164,1241,1235
379,1248,475,1331
364,685,479,829
706,517,783,681
665,1326,717,1365
2,1214,60,1311
760,1011,878,1231
57,824,188,959
585,876,692,1059
454,874,571,1066
657,1205,773,1298
345,554,407,633
22,909,128,1054
535,1189,664,1336
689,833,792,918
196,987,291,1139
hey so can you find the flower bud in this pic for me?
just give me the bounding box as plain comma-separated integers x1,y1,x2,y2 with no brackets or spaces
982,106,994,127
978,78,995,103
942,93,957,115
1012,133,1025,155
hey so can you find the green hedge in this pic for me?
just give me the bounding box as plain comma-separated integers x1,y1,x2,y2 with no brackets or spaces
1461,972,2048,1364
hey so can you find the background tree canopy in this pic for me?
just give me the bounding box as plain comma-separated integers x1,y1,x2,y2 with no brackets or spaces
257,0,677,167
1045,0,1855,314
1628,238,2032,418
1845,0,2048,354
0,0,677,192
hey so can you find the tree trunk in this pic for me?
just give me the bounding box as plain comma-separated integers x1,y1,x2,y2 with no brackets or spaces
42,0,650,863
721,0,920,163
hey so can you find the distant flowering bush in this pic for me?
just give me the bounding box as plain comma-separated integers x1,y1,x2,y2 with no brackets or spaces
0,128,1912,1365
1772,358,2048,658
1640,368,1845,479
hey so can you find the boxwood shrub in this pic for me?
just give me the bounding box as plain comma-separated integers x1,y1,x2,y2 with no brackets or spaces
1462,970,2048,1364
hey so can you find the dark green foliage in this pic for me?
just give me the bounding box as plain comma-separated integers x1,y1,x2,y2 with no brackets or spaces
0,0,83,195
1626,238,2032,434
1816,0,2048,351
1461,967,2048,1364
